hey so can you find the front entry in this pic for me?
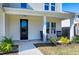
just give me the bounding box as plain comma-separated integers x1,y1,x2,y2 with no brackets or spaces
20,19,28,40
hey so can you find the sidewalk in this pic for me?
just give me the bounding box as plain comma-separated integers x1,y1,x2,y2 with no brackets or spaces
18,41,43,55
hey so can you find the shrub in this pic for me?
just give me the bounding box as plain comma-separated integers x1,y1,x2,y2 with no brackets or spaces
72,36,79,43
2,36,13,45
0,42,13,53
0,36,13,53
59,36,70,44
49,37,57,44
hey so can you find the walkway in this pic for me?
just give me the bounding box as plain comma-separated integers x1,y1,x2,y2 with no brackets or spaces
14,40,43,55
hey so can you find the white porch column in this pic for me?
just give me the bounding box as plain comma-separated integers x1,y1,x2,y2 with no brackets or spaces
43,16,47,42
2,12,6,36
70,18,75,40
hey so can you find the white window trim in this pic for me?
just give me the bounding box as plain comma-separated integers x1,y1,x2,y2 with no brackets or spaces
44,3,55,11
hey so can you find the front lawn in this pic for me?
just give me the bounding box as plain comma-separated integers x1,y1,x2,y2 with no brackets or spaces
34,43,79,55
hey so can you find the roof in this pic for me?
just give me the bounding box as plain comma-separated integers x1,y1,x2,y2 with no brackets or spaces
3,7,75,19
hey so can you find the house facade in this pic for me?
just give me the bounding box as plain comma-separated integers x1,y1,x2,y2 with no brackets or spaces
0,3,75,42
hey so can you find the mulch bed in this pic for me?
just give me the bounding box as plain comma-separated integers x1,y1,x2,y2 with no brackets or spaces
0,45,19,55
34,43,56,48
34,43,75,48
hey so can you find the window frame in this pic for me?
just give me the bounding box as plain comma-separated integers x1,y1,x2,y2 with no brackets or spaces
44,3,49,10
21,3,27,8
51,3,55,11
51,22,56,34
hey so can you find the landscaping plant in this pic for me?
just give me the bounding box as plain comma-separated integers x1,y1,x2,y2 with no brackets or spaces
0,36,13,53
59,36,70,44
72,36,79,43
2,36,13,44
49,37,57,45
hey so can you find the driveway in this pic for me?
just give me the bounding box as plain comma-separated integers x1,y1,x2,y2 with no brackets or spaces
14,40,43,55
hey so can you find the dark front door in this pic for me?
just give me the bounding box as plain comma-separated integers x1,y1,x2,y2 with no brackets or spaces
20,19,28,40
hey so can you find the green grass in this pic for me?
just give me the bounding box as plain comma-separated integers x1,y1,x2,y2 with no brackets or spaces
37,43,79,55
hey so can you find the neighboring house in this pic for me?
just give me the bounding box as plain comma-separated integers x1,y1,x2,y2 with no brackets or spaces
62,13,79,37
0,3,75,42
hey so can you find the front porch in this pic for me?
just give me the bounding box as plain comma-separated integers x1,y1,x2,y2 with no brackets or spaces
0,7,75,42
5,14,63,41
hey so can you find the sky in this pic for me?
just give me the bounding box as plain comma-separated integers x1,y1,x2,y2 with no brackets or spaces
62,3,79,13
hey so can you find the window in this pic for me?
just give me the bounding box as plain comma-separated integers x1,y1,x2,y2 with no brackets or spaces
44,3,49,10
21,3,27,8
46,22,50,33
44,3,55,11
51,22,56,34
51,3,55,11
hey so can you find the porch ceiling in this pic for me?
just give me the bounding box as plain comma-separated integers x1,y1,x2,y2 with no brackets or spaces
3,7,75,19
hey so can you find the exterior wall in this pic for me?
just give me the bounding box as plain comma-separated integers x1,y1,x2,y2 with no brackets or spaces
0,3,2,8
75,18,79,23
29,3,62,12
6,15,20,40
8,3,21,8
2,3,20,8
26,16,43,40
2,3,62,12
5,15,62,40
5,14,9,37
55,3,62,12
0,9,3,41
2,3,32,9
61,19,70,27
62,17,79,28
6,15,43,40
28,3,44,11
0,9,5,41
